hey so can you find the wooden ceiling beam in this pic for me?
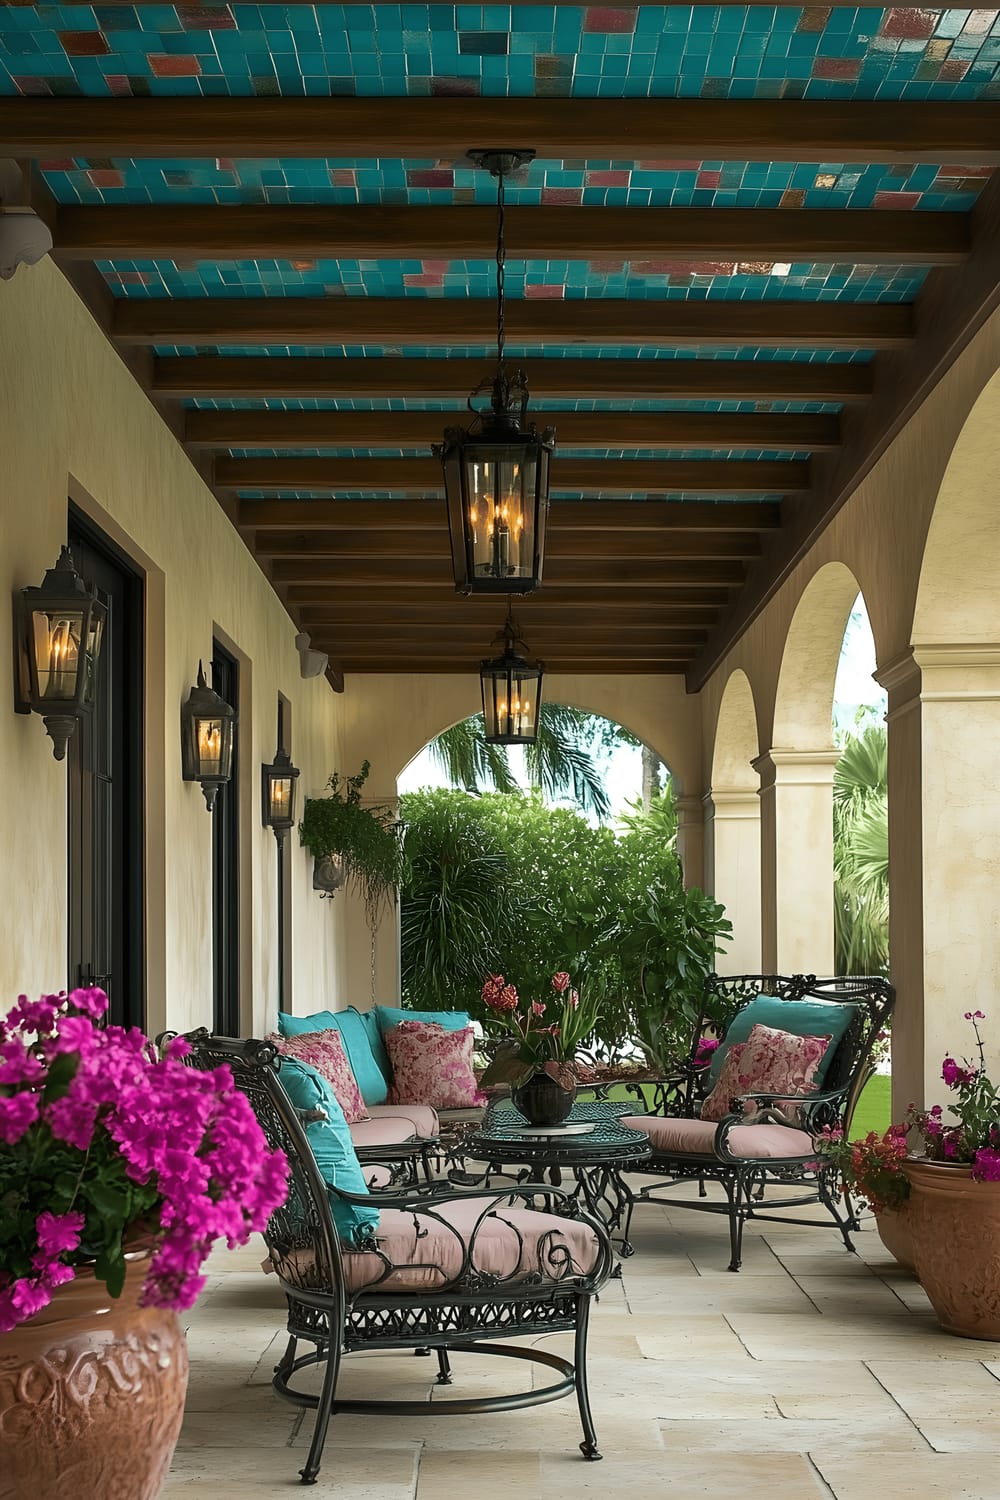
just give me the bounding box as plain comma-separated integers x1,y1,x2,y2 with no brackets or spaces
337,659,691,674
252,529,759,561
297,606,715,627
237,499,781,532
269,557,745,586
330,644,696,662
156,355,873,402
285,584,723,608
308,623,709,642
55,204,968,265
8,98,999,165
125,298,909,352
218,455,809,493
193,409,838,453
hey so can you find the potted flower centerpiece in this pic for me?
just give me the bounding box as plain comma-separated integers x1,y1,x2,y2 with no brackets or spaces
898,1009,1000,1339
0,988,288,1498
478,972,601,1126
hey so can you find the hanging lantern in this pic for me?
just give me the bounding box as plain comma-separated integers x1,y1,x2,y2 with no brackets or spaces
435,149,555,595
180,662,236,811
261,746,300,845
480,616,543,746
14,546,107,761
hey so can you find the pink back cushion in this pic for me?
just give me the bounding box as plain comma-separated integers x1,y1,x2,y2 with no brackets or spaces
700,1022,831,1125
383,1021,487,1110
268,1029,370,1124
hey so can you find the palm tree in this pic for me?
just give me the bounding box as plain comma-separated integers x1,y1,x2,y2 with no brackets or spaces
429,704,615,820
833,720,889,975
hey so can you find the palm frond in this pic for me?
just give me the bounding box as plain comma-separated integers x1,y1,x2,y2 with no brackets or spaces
428,716,520,795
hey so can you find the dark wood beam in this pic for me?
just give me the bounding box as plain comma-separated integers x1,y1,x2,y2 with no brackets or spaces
193,409,838,453
252,529,759,561
690,172,1000,689
125,298,909,352
218,456,809,493
156,355,873,403
338,659,690,674
308,623,709,643
296,602,722,625
54,205,968,266
237,499,781,532
10,98,999,164
286,584,724,609
270,557,745,587
331,643,695,662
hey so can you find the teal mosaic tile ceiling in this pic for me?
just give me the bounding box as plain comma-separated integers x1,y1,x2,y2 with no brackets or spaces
3,6,1000,100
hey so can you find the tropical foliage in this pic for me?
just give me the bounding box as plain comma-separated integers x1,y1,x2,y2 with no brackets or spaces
833,720,888,975
398,787,731,1067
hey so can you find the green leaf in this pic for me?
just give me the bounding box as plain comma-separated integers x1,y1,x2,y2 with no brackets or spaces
42,1051,79,1104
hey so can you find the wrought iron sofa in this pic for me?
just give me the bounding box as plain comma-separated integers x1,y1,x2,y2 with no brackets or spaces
187,1033,614,1486
619,973,895,1271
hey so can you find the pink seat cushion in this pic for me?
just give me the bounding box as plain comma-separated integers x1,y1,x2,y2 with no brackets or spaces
350,1117,421,1149
268,1030,369,1124
622,1114,815,1160
366,1102,440,1139
699,1022,832,1125
363,1163,393,1190
342,1196,602,1293
384,1021,487,1111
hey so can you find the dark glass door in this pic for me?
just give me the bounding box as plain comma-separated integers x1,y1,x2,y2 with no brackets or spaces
66,512,144,1029
211,643,240,1035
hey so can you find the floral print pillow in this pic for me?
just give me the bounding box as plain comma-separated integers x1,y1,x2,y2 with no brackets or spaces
700,1022,832,1125
384,1022,488,1111
268,1029,370,1125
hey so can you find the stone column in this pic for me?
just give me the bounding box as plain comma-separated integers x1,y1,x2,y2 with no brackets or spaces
675,794,705,891
703,789,762,974
880,645,1000,1112
753,748,840,976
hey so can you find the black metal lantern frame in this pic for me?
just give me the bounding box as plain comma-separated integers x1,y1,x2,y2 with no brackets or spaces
480,613,544,747
181,662,236,811
261,746,300,845
13,545,107,761
435,149,555,596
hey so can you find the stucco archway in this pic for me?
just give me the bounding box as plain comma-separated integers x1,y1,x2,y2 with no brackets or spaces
885,366,1000,1109
706,669,762,973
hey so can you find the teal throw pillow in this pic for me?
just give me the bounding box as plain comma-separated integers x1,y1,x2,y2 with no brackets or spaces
277,1008,389,1106
709,996,857,1088
375,1005,472,1037
274,1055,380,1245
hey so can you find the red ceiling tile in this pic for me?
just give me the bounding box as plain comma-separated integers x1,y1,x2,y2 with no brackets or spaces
148,54,203,77
873,190,920,208
880,9,937,40
812,57,862,80
542,187,583,205
939,57,972,80
58,30,111,56
406,169,454,189
586,170,630,187
524,284,565,299
582,8,637,34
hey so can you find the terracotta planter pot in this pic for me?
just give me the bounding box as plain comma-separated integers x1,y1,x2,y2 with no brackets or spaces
874,1205,916,1273
0,1255,189,1499
902,1157,1000,1339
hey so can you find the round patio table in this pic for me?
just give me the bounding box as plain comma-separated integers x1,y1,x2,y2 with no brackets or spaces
451,1098,652,1258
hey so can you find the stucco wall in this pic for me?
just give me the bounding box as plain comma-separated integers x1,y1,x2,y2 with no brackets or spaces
0,261,345,1036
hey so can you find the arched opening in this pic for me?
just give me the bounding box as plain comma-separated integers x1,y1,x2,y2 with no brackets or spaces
706,670,762,973
889,366,1000,1108
764,562,867,974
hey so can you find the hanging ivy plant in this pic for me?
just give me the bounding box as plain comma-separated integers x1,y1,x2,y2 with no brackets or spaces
298,762,406,932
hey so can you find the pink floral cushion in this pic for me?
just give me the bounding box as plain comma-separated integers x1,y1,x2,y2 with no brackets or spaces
383,1022,488,1111
700,1022,832,1125
267,1030,369,1125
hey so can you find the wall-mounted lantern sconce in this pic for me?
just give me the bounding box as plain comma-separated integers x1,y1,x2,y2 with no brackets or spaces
480,613,543,746
14,546,107,761
261,746,300,845
180,662,236,811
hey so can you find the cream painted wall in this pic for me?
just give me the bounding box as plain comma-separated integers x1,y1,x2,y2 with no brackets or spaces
0,262,345,1036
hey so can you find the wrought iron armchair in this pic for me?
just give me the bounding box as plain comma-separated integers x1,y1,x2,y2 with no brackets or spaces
619,973,895,1271
186,1034,614,1485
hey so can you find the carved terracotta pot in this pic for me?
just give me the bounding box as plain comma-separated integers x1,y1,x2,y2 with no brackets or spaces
874,1205,916,1273
902,1158,1000,1339
0,1255,189,1499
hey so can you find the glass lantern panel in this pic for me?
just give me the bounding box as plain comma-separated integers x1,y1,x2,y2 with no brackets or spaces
31,607,85,702
465,443,539,585
196,716,226,777
269,774,295,824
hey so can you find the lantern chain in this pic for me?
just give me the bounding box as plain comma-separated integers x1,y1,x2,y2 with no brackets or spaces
495,164,506,371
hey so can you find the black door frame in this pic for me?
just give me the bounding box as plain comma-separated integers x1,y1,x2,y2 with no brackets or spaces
211,641,241,1036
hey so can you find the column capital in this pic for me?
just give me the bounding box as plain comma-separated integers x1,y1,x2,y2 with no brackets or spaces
913,642,1000,704
704,788,761,819
752,748,840,791
674,795,704,825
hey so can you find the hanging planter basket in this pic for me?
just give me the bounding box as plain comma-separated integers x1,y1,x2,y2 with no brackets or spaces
312,853,347,897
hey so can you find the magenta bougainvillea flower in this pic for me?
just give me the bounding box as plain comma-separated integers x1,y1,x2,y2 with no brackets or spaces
0,989,288,1333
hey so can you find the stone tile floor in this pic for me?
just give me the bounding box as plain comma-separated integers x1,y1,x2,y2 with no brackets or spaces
165,1184,1000,1499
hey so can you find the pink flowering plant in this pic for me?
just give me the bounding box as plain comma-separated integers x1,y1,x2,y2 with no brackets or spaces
0,988,288,1332
812,1124,911,1215
478,971,602,1091
907,1010,1000,1182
